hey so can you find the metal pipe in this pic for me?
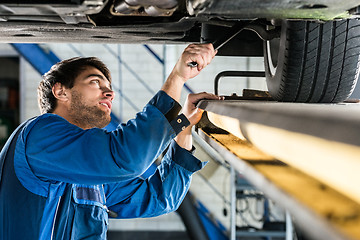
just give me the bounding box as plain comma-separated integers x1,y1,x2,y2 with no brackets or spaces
126,0,178,9
113,0,178,16
214,71,265,95
113,1,139,14
177,193,209,240
286,211,293,240
230,167,236,240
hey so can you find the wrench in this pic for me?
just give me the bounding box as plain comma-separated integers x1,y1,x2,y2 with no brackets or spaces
187,21,253,68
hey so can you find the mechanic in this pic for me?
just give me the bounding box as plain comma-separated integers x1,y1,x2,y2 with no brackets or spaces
0,43,220,239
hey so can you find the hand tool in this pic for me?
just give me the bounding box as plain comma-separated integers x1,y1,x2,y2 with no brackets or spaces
187,21,253,68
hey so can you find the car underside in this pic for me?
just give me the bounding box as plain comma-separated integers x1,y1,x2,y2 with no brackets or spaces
1,0,360,103
0,0,358,43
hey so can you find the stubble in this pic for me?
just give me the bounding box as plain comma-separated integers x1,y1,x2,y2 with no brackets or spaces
69,90,111,129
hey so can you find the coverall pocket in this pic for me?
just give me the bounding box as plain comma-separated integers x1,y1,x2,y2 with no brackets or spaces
71,184,109,240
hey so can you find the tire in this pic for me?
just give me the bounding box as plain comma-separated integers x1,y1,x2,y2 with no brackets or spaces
264,19,360,103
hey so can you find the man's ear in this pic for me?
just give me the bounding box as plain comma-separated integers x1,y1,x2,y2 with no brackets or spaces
52,82,69,102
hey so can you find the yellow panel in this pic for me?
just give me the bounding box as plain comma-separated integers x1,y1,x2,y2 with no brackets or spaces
202,128,360,240
246,123,360,205
206,112,360,205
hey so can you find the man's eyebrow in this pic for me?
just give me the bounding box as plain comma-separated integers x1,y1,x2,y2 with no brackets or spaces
84,74,112,89
84,74,105,80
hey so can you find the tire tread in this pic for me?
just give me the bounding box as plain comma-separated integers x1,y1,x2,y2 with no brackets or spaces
266,19,360,103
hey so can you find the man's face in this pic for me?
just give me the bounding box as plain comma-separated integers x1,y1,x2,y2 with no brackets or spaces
67,66,114,129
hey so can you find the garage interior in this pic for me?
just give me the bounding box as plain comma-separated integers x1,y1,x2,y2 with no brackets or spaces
1,41,360,240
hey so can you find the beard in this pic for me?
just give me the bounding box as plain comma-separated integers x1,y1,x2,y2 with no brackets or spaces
69,90,111,129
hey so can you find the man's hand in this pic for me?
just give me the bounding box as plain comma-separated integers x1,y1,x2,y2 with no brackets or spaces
172,43,217,83
175,92,223,151
161,43,217,102
182,92,222,126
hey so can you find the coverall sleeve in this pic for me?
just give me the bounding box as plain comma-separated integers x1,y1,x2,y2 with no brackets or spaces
104,140,206,218
23,91,188,185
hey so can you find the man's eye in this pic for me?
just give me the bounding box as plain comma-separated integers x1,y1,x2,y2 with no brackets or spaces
91,80,100,85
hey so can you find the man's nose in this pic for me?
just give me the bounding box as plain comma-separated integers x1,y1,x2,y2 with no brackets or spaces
103,89,115,101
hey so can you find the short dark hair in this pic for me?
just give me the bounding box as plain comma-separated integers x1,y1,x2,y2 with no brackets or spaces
38,57,111,114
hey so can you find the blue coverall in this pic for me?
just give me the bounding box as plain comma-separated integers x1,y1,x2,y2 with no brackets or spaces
0,91,206,239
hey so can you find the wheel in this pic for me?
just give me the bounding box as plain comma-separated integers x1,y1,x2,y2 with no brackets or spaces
264,19,360,103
